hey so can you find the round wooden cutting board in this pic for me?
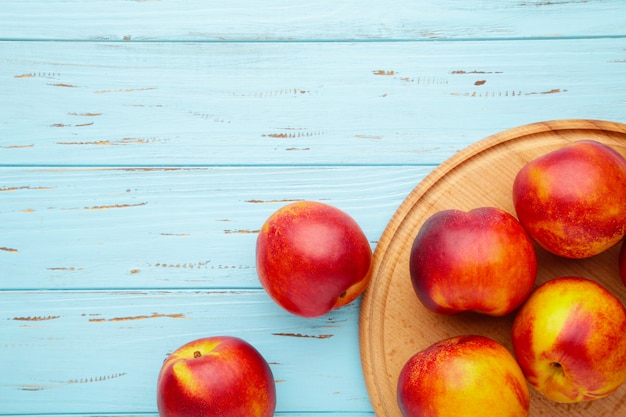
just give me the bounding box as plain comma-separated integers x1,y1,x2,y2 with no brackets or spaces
359,119,626,417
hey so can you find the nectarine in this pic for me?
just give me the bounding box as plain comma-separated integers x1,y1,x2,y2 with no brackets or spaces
512,277,626,403
157,336,276,417
513,140,626,259
397,335,530,417
409,207,537,316
256,201,372,318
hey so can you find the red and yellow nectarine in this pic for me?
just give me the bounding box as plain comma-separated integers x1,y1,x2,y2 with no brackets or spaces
397,335,530,417
409,207,537,316
256,201,372,318
512,277,626,403
157,336,276,417
513,140,626,259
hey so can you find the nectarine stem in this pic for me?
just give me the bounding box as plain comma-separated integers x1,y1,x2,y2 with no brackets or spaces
194,351,202,358
550,362,564,375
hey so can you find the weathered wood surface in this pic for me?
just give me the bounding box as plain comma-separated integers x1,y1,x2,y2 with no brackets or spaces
2,290,370,414
2,0,625,41
1,166,429,290
1,1,626,416
3,38,626,165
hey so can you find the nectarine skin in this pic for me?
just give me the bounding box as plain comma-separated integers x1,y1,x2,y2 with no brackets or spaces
512,277,626,403
397,335,530,417
157,336,276,417
513,140,626,259
256,201,372,318
409,207,537,316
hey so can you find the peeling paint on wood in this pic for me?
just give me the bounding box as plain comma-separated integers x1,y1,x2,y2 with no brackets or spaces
47,267,83,271
83,203,147,210
66,372,127,384
224,229,260,234
12,315,61,321
16,373,129,390
67,112,102,117
373,70,448,86
93,87,156,94
262,131,325,139
0,186,53,192
57,138,162,145
56,140,113,145
451,70,503,74
50,121,95,129
149,261,211,269
89,313,185,322
38,202,147,211
528,88,567,95
239,88,310,98
372,70,395,76
18,384,61,391
245,199,304,204
13,72,61,79
450,88,567,97
273,333,333,339
212,265,251,270
2,144,34,149
50,83,79,88
520,1,591,6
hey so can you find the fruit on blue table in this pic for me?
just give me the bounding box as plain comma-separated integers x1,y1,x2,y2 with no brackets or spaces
512,277,626,403
397,335,530,417
513,140,626,259
157,336,276,417
409,206,537,316
256,201,372,318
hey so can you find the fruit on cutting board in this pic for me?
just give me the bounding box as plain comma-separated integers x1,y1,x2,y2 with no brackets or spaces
513,140,626,259
256,200,372,318
397,335,530,417
409,206,537,316
156,336,276,417
512,277,626,403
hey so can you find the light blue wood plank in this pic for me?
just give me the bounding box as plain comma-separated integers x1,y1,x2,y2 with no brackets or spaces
0,290,371,414
2,38,625,166
1,0,625,41
0,166,430,290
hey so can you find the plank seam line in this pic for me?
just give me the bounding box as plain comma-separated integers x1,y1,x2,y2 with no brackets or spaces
0,34,625,43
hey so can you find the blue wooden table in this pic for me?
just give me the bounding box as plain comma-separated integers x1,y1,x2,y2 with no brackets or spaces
1,2,625,416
